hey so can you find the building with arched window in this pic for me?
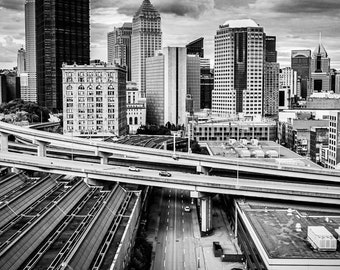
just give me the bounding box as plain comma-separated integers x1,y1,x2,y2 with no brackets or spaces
126,81,146,134
61,63,127,137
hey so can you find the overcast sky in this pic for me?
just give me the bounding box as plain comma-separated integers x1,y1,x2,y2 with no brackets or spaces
0,0,340,70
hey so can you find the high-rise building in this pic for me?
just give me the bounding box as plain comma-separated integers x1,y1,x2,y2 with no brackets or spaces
279,67,299,109
36,0,90,111
187,38,213,110
326,111,340,169
265,36,277,62
17,47,26,76
187,55,201,113
264,62,280,118
146,47,188,126
264,35,279,118
186,37,204,58
131,0,162,98
25,0,37,103
291,50,311,99
61,63,127,137
213,19,264,117
310,40,331,93
107,23,132,81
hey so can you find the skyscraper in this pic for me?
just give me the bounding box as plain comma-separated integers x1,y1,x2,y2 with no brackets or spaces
17,47,26,75
291,50,311,99
25,0,37,103
36,0,90,111
186,37,204,58
146,47,188,126
310,40,330,93
264,35,280,118
213,19,264,116
131,0,162,98
107,23,132,81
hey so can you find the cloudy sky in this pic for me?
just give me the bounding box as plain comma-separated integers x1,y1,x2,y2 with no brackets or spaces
0,0,340,70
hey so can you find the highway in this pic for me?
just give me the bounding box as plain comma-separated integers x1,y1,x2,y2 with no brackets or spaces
1,121,340,183
153,189,197,270
0,152,339,205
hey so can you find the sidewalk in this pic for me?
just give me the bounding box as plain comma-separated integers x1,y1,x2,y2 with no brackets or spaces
192,196,245,270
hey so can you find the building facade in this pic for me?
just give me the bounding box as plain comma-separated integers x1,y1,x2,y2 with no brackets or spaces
264,62,280,118
131,0,162,98
36,0,90,111
62,64,127,137
310,41,331,93
17,47,26,76
213,19,264,117
187,55,201,113
146,47,187,126
126,81,146,134
186,37,204,58
291,50,311,99
25,0,37,103
193,118,277,142
107,23,132,81
327,111,340,169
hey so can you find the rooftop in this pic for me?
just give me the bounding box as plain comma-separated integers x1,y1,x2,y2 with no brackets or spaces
240,200,340,259
222,19,259,28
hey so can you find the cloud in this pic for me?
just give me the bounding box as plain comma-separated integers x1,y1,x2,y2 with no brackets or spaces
251,0,340,14
0,0,23,11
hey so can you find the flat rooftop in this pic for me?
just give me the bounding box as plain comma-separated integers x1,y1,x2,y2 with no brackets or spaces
207,141,320,168
239,200,340,259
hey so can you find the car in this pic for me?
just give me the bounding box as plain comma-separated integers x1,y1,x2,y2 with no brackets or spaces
184,206,191,212
129,166,140,172
159,171,171,177
172,154,179,160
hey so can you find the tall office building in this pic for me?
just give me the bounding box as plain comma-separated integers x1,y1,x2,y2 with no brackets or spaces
291,50,311,99
146,47,188,126
17,47,26,76
186,37,204,58
265,36,277,62
131,0,162,98
213,19,264,117
107,23,132,81
310,40,331,93
264,63,280,118
25,0,37,103
264,35,279,118
36,0,90,111
187,55,201,113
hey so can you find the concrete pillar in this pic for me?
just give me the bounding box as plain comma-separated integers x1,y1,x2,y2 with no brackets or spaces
0,132,9,152
196,165,210,175
10,167,20,173
200,196,212,233
84,174,102,186
34,140,49,157
98,152,111,165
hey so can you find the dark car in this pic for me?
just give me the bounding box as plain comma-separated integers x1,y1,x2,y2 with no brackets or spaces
159,171,171,177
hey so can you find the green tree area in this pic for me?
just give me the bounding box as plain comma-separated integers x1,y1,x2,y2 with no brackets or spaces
0,99,51,124
128,236,152,270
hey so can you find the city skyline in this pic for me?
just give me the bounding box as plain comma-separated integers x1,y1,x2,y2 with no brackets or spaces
0,0,340,70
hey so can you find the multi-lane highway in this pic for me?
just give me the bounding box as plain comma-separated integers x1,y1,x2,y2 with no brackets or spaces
0,152,340,205
153,189,197,270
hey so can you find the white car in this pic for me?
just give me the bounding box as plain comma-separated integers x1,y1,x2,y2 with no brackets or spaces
184,206,191,212
128,166,140,172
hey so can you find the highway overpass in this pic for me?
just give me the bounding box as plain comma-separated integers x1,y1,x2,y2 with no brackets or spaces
1,122,340,183
0,152,340,206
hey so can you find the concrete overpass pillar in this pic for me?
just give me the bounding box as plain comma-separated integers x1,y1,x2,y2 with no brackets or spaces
34,140,50,157
190,191,213,233
200,196,212,233
196,165,210,175
84,174,102,186
0,132,9,152
98,152,112,165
